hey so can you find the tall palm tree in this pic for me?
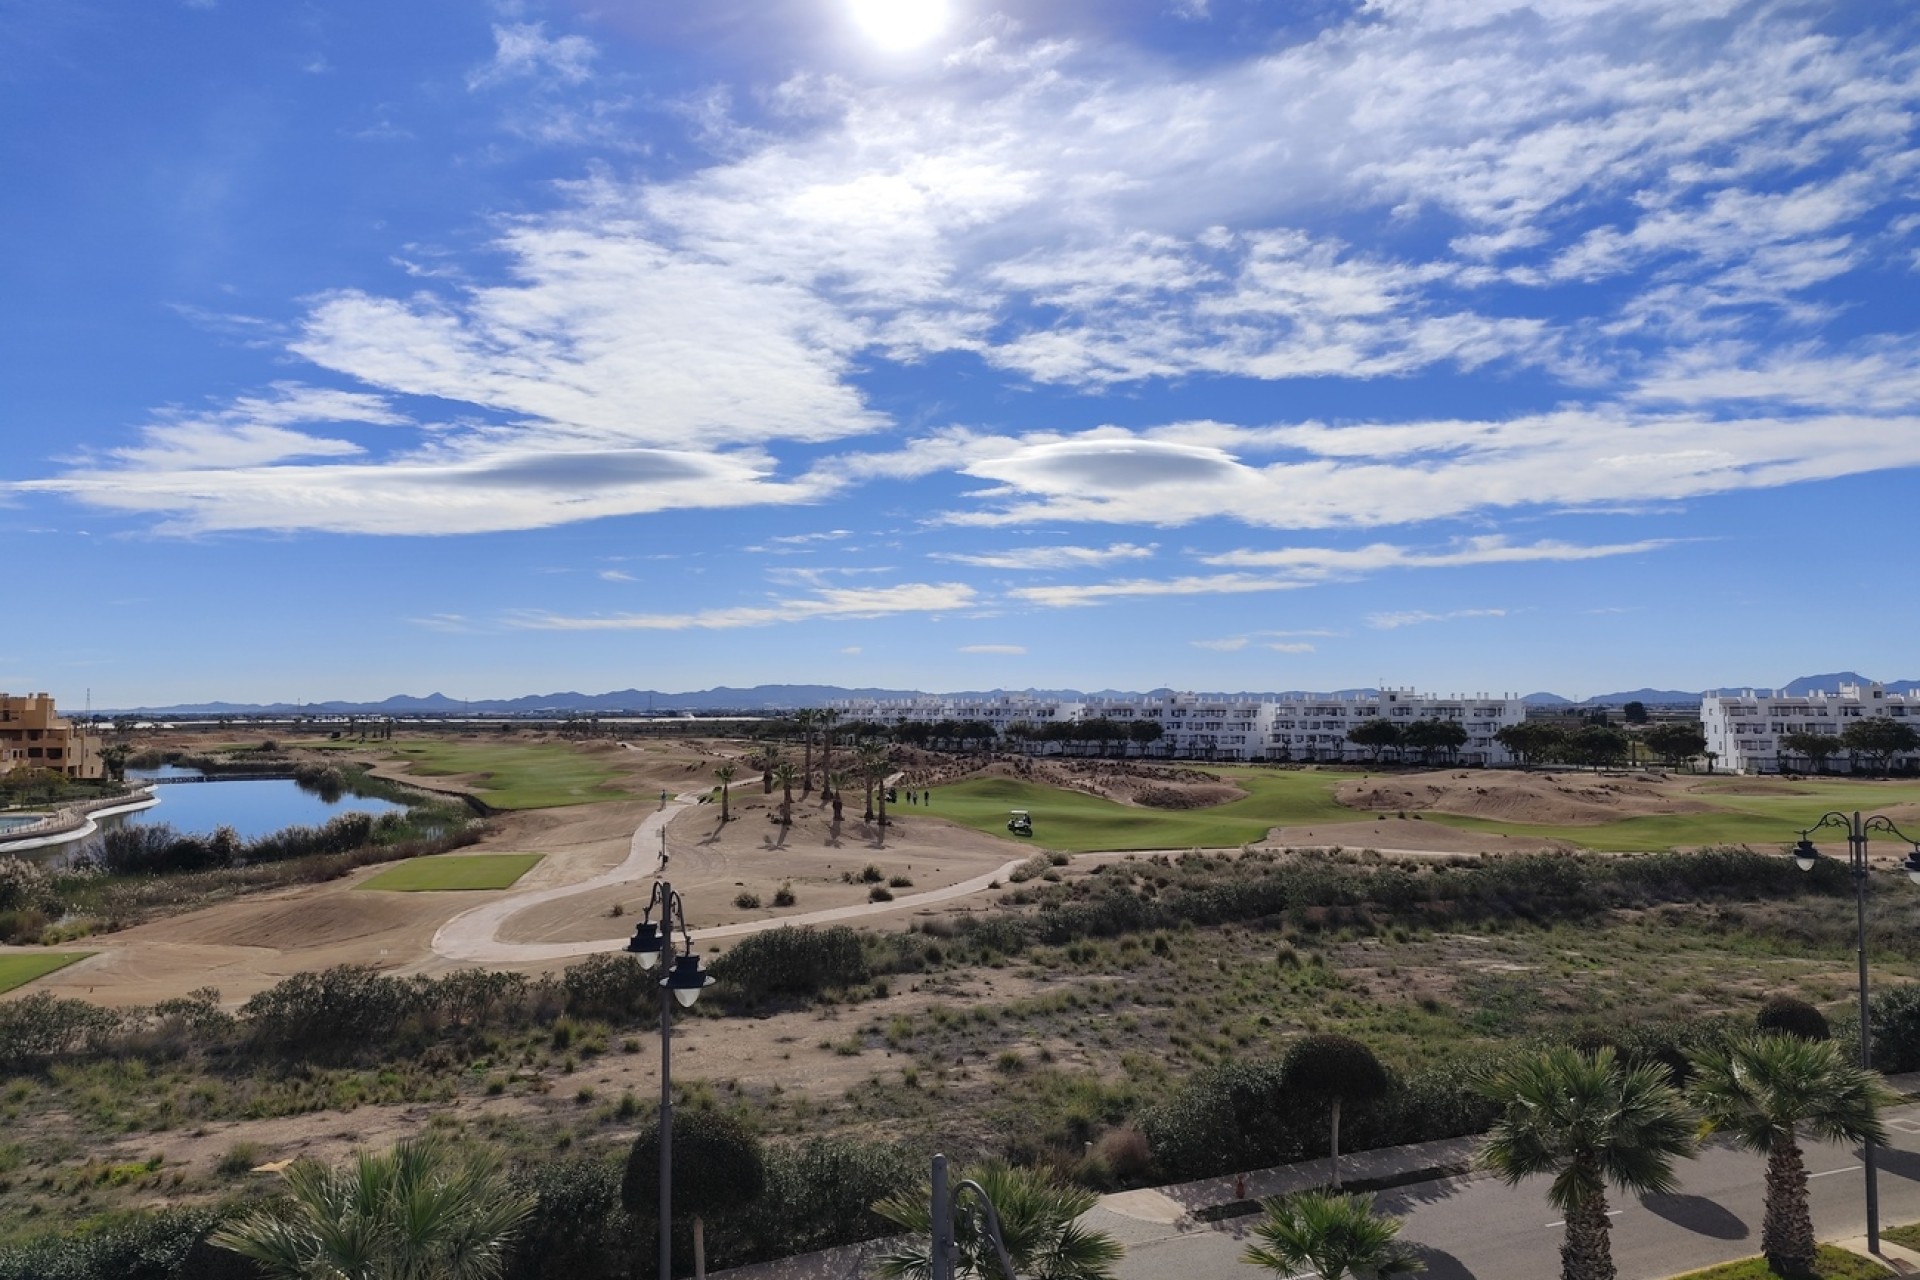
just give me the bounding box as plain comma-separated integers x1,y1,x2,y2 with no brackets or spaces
1689,1033,1895,1276
1477,1047,1693,1280
210,1137,531,1280
874,1161,1123,1280
819,708,842,801
1242,1189,1424,1280
793,709,818,795
714,762,737,822
828,771,847,822
773,760,797,825
856,741,885,821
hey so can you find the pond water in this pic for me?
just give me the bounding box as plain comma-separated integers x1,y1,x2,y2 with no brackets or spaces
0,814,32,833
112,770,409,841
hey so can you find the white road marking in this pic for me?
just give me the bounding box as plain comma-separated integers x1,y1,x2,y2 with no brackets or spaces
1545,1210,1622,1228
1808,1165,1862,1179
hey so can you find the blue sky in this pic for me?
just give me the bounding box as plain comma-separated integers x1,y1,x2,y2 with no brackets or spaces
4,0,1918,707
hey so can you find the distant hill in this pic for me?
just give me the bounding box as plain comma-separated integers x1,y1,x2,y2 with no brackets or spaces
95,674,1920,717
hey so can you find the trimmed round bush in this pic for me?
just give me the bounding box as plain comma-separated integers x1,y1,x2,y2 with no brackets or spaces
1757,993,1831,1042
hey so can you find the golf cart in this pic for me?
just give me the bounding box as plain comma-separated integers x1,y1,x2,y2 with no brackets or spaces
1006,809,1033,837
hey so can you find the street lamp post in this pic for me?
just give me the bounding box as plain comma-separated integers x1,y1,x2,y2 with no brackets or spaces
1788,811,1920,1254
928,1153,1021,1280
626,859,716,1280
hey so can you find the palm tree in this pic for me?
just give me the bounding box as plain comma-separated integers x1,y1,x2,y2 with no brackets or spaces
1242,1189,1424,1280
828,771,847,822
773,760,797,825
210,1137,531,1280
753,746,781,794
819,708,842,800
1478,1047,1694,1280
856,741,885,821
874,1161,1123,1280
715,762,737,822
1689,1033,1895,1276
793,709,818,795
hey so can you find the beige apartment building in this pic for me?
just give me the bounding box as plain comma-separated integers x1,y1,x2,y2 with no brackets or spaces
0,692,103,780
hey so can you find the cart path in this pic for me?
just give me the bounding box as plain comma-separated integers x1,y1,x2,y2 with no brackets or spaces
428,791,1036,965
427,796,1565,966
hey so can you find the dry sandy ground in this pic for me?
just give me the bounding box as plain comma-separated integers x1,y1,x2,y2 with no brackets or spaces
498,787,1021,947
14,750,1860,1008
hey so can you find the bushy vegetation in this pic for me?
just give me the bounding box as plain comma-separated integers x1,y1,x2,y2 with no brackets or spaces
708,925,872,1005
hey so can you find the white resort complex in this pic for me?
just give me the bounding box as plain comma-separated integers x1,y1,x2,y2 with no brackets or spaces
1700,681,1920,775
831,688,1531,764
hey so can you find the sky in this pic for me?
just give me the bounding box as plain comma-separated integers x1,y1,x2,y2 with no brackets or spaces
3,0,1918,708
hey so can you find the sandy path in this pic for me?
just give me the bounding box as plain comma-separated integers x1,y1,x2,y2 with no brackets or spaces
430,792,1035,965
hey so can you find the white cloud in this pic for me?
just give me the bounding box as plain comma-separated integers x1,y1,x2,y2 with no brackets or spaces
840,646,863,655
468,23,597,89
508,581,977,630
1190,637,1248,651
1201,535,1674,574
1368,608,1510,630
958,643,1026,654
599,569,636,582
931,541,1155,570
1012,573,1313,608
1266,642,1316,653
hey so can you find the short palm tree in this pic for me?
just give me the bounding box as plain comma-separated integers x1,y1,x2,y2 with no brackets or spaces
773,761,797,825
874,1161,1123,1280
1242,1189,1423,1279
819,708,842,798
1477,1047,1693,1280
210,1137,531,1280
714,762,736,822
1689,1033,1895,1276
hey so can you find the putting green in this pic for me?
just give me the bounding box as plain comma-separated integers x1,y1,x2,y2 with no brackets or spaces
0,951,92,994
356,854,543,892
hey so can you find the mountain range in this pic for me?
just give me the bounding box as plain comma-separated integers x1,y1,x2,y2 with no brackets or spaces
95,673,1920,717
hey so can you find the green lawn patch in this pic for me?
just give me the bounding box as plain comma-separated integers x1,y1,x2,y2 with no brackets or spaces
931,768,1352,852
1668,1244,1890,1278
1883,1221,1920,1252
932,769,1920,855
356,854,542,892
0,952,92,993
386,742,629,809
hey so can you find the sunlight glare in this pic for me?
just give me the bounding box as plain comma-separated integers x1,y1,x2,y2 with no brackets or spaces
847,0,951,52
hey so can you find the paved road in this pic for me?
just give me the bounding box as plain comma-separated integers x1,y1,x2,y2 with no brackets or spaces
1104,1103,1920,1280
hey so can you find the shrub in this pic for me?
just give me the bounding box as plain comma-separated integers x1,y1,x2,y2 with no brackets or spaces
869,886,894,903
624,1108,766,1227
0,856,57,914
772,882,796,907
0,1206,255,1280
888,875,914,889
1757,993,1831,1042
860,864,885,883
708,926,870,1002
239,966,418,1060
0,993,124,1070
558,954,654,1022
734,892,762,909
1869,982,1920,1072
504,1155,634,1280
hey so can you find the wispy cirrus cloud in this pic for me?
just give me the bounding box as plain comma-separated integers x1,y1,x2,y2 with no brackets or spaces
958,643,1026,654
468,23,597,89
931,541,1155,570
1368,608,1510,630
508,581,977,631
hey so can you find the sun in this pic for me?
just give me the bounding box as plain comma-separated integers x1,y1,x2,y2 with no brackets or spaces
847,0,952,52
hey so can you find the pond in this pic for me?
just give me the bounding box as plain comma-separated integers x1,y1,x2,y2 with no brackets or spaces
114,769,410,841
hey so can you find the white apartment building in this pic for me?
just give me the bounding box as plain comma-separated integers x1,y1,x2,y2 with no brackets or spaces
1701,682,1920,774
831,688,1529,764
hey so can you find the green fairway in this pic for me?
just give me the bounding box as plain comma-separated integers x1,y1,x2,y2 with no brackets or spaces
931,770,1920,855
356,854,543,891
0,951,92,994
931,769,1352,852
387,742,629,809
1424,776,1920,852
